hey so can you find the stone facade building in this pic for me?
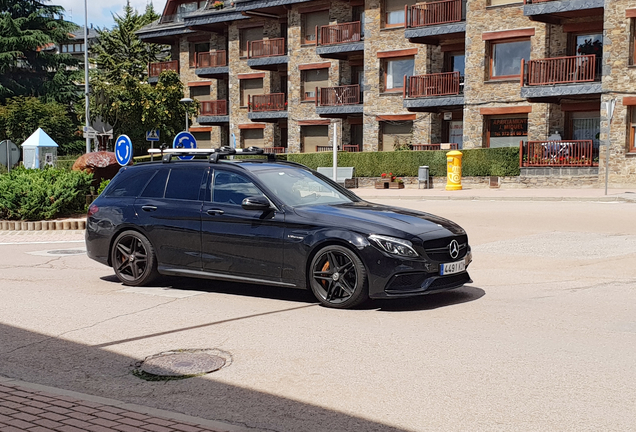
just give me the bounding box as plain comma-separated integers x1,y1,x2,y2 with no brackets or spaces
137,0,636,185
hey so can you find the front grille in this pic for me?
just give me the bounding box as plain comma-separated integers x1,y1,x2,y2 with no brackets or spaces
423,235,468,262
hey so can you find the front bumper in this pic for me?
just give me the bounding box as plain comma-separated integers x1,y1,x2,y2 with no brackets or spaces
361,245,473,299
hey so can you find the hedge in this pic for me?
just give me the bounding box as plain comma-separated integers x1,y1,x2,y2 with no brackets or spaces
0,167,93,220
286,147,520,177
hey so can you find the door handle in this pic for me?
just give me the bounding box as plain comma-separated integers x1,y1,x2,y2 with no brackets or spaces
207,209,225,216
141,205,157,212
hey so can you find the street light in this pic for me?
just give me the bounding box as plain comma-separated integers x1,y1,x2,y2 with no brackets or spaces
84,0,90,153
180,97,193,132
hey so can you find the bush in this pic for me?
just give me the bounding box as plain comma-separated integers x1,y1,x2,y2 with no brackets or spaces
286,147,520,177
0,167,93,220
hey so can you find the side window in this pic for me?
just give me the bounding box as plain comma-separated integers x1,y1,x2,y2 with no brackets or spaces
165,168,206,201
212,171,264,205
105,169,154,197
140,169,169,198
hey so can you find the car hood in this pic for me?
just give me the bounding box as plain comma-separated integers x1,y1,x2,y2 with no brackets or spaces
292,201,465,238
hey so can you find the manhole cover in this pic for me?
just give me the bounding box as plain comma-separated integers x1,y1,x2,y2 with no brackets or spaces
47,249,86,255
138,349,230,378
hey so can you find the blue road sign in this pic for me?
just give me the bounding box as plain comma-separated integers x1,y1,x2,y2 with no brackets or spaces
146,130,160,142
115,135,133,166
173,131,197,160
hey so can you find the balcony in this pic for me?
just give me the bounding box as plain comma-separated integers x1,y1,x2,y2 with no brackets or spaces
316,22,364,59
316,85,363,118
520,55,602,100
148,60,179,83
316,145,361,152
263,147,287,154
248,93,288,122
523,0,604,24
247,38,288,71
197,100,229,125
520,140,598,167
412,143,458,151
405,0,466,45
196,51,228,78
403,72,464,112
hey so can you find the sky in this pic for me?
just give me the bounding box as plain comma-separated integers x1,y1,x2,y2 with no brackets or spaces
54,0,167,30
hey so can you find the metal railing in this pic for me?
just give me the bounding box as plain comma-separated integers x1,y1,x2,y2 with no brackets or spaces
248,93,286,112
522,55,600,86
248,38,286,58
520,140,597,167
318,22,362,45
523,0,556,4
199,100,227,116
197,51,226,68
264,147,286,154
412,143,459,151
316,85,361,106
407,0,462,28
149,60,178,77
404,72,462,98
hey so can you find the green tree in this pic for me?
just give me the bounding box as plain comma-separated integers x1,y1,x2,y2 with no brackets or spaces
90,71,197,154
0,96,79,154
91,1,162,84
0,0,79,104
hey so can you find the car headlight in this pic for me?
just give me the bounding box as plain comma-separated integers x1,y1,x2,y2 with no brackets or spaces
368,234,419,258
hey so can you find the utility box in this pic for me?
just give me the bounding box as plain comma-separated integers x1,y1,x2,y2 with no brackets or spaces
21,128,58,169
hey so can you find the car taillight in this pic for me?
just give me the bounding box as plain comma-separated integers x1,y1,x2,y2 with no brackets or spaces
87,204,99,217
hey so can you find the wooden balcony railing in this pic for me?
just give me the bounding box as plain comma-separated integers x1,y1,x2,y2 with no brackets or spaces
404,72,462,98
199,100,227,116
344,145,361,152
248,38,286,58
520,140,598,167
318,22,362,45
522,55,600,86
316,85,361,106
407,0,462,28
197,51,226,68
412,143,459,151
316,146,334,152
149,60,178,77
523,0,556,4
249,93,286,112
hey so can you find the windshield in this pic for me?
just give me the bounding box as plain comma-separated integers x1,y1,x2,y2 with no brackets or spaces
251,166,358,207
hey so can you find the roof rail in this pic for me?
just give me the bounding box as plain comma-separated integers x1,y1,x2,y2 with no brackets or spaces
147,146,277,163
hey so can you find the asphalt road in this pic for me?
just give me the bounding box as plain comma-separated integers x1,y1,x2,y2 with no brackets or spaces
0,199,635,432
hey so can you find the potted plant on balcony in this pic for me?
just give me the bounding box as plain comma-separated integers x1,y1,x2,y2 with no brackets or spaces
212,1,224,9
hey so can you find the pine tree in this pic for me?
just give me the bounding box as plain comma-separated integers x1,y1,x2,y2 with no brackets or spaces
91,0,162,84
0,0,79,103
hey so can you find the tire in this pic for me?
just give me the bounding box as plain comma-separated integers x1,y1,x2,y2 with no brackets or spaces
111,231,159,286
309,245,368,309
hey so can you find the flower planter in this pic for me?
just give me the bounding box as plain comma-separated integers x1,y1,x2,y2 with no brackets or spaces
375,180,390,189
388,182,404,189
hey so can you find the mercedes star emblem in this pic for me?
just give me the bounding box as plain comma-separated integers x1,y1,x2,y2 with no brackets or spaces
448,240,460,259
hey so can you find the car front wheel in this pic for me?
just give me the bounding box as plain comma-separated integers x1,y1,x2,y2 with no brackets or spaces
111,231,158,286
309,245,368,309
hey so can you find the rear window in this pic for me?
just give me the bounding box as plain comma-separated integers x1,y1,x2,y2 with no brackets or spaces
165,168,207,201
104,168,154,198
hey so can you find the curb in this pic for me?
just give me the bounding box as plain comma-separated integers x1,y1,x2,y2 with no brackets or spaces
0,218,86,231
357,195,630,202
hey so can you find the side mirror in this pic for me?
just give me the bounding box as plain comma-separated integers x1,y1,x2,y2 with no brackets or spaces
242,196,271,211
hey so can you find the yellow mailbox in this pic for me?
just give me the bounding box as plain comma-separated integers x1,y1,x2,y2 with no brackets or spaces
446,150,463,191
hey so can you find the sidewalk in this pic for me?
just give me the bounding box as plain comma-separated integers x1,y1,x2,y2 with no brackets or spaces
0,376,250,432
353,186,636,202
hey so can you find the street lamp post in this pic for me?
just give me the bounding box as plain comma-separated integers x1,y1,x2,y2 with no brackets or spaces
84,0,90,153
180,97,194,132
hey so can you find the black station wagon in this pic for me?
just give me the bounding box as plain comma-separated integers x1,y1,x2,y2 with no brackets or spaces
85,147,472,309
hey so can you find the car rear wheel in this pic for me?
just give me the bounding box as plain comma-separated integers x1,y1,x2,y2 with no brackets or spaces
309,245,368,309
111,231,158,286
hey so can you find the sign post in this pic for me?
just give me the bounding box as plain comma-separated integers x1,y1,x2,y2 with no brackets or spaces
603,99,616,196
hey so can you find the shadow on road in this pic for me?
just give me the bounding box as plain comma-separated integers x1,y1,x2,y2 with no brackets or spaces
0,323,411,432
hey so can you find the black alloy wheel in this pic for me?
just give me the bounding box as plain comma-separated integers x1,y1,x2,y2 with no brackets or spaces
111,231,158,286
309,245,368,309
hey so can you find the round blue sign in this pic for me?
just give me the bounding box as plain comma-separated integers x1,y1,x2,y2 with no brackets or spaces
115,135,133,166
173,131,197,160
